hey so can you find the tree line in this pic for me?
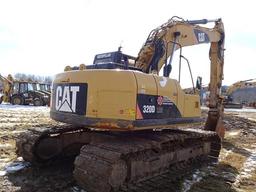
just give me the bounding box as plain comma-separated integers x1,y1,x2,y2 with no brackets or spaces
14,73,53,84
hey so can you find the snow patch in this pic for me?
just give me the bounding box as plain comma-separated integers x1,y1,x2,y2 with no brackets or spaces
0,158,12,163
227,130,240,137
248,118,256,122
0,157,30,176
5,161,30,173
182,169,206,192
224,108,256,113
0,170,7,176
0,130,26,135
71,186,87,192
0,143,12,148
0,103,49,111
234,144,256,186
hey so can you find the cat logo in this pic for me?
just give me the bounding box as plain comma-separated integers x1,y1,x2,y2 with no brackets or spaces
53,83,87,115
194,29,209,43
197,32,205,42
55,86,80,113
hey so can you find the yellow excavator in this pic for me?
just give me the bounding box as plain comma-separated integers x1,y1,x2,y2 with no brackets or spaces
223,78,256,108
17,16,225,192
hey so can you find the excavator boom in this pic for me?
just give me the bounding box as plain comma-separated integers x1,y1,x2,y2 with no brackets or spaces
0,74,14,103
135,17,225,137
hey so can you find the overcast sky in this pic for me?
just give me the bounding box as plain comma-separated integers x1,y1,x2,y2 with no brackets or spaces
0,0,255,87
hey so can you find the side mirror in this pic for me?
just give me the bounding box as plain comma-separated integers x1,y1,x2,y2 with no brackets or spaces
163,65,172,77
196,76,202,90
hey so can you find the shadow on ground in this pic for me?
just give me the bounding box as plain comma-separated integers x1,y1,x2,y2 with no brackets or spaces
189,162,239,192
7,160,75,192
222,140,252,157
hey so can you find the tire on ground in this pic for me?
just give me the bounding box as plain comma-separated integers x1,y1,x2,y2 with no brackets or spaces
33,98,43,106
11,95,24,105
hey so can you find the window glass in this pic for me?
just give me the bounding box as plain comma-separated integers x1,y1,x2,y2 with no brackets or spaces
28,83,33,91
36,84,40,91
13,83,19,94
19,83,27,93
40,84,45,91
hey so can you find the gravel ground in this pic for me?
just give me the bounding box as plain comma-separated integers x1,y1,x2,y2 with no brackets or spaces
0,103,256,192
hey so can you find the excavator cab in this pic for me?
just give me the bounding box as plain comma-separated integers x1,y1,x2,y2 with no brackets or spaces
65,49,139,72
86,48,139,71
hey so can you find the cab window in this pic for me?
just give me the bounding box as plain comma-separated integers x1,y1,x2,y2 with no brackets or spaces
13,83,19,94
28,83,33,91
19,83,28,93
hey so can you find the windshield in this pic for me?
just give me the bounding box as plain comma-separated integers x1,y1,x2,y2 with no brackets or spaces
19,83,27,93
32,83,37,90
40,84,46,91
46,84,51,91
13,82,19,94
36,84,40,91
28,83,34,91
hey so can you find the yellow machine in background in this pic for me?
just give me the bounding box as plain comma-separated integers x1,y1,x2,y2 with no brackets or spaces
0,74,50,106
224,78,256,108
17,17,225,192
226,79,256,95
0,74,14,103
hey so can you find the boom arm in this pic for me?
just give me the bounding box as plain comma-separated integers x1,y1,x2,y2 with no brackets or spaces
0,74,13,85
135,17,224,74
0,74,14,102
135,17,225,137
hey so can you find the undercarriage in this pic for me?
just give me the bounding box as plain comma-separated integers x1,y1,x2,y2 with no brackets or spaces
16,125,221,192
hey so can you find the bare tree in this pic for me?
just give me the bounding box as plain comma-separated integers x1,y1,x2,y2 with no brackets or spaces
14,73,53,84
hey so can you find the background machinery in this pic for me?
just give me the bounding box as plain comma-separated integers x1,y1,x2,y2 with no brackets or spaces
32,82,51,105
39,83,51,95
17,17,225,192
0,74,13,104
0,74,50,106
223,78,256,108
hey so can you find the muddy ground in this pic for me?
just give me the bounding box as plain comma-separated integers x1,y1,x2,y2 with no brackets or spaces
0,104,256,192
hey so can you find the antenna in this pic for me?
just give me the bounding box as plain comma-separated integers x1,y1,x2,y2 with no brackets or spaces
118,40,123,52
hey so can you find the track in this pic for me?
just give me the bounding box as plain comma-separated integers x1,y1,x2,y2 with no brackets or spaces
74,129,220,192
118,157,209,192
16,125,91,164
16,126,221,192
